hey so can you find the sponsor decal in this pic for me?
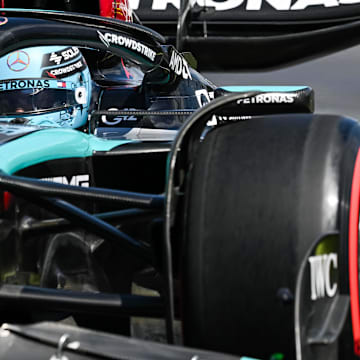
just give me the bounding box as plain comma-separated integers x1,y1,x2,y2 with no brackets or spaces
41,174,90,187
0,17,8,26
75,87,87,105
169,49,192,80
217,115,252,121
42,59,86,79
195,89,216,125
237,93,297,104
206,115,251,126
101,107,138,125
308,253,338,301
130,0,360,11
207,116,218,126
41,47,81,67
7,51,30,72
0,79,50,91
57,81,66,88
97,30,156,62
195,89,215,107
49,53,62,66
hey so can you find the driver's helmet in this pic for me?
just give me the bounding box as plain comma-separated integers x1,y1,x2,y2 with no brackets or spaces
0,46,92,128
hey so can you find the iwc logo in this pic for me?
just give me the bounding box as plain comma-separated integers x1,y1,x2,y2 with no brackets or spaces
7,51,30,72
308,253,338,301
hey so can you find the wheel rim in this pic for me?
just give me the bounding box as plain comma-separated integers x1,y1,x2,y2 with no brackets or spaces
348,147,360,356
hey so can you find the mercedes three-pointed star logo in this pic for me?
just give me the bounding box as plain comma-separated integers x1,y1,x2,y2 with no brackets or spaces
7,51,30,72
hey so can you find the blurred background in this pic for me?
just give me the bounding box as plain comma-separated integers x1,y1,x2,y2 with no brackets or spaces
205,44,360,119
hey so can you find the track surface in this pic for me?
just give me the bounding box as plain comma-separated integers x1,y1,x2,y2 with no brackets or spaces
205,44,360,119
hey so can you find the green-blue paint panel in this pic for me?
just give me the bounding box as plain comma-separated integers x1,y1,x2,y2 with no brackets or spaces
0,128,130,174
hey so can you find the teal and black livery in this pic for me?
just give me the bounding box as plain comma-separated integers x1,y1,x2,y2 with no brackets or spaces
216,85,314,115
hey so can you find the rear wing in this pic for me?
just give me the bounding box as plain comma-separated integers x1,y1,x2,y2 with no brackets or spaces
135,0,360,70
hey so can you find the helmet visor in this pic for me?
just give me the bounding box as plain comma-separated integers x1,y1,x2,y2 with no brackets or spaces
0,89,86,115
0,89,73,115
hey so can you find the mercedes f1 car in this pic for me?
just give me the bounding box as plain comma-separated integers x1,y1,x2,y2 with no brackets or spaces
0,3,358,360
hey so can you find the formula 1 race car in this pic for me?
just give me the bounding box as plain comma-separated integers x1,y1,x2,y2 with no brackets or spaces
0,3,359,360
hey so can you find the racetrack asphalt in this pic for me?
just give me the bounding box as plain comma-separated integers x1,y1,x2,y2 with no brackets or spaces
204,44,360,120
